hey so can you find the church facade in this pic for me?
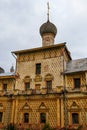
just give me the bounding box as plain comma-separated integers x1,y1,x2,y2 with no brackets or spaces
0,15,87,129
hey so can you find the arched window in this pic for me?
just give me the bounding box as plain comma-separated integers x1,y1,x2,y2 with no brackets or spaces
3,84,7,91
24,113,29,123
23,76,31,90
46,80,52,92
36,63,41,74
40,113,46,123
45,73,53,93
72,113,79,124
0,112,3,122
74,78,80,89
25,82,30,90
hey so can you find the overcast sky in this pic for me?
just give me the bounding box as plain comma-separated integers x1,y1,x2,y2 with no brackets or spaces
0,0,87,72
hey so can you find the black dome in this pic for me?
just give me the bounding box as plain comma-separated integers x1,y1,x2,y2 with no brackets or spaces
0,67,4,73
40,20,57,37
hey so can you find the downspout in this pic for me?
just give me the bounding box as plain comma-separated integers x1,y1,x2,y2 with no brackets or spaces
11,52,17,91
59,97,61,127
11,52,17,124
62,46,68,130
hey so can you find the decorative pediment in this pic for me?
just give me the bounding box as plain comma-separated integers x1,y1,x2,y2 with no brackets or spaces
45,73,54,81
34,75,42,82
71,102,79,109
69,102,81,111
23,103,30,109
21,103,32,112
39,102,46,109
23,76,32,82
0,103,5,111
0,103,3,109
38,102,49,112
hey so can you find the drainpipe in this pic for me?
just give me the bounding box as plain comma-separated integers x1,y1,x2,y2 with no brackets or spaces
59,97,61,127
62,46,68,130
11,53,17,125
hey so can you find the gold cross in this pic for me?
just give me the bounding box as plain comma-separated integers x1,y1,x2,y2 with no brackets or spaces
47,2,50,21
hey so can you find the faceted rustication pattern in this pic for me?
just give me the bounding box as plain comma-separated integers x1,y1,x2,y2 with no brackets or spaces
67,97,87,126
16,47,65,90
15,95,57,128
0,98,12,126
0,78,15,91
66,73,86,90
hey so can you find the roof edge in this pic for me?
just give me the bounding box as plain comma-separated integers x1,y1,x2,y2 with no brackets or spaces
12,42,66,54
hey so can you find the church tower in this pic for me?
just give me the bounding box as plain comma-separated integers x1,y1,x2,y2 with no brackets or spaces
39,2,57,46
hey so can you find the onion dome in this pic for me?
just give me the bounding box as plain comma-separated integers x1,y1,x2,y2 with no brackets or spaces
40,20,57,37
10,65,14,72
40,2,57,46
0,67,5,73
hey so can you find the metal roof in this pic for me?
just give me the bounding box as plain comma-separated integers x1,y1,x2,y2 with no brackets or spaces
12,43,66,54
12,43,72,60
64,58,87,74
0,72,16,78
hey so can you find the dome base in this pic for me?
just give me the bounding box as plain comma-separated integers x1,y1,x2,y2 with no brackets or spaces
42,33,55,46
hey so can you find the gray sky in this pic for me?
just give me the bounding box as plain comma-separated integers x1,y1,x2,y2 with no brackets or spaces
0,0,87,72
